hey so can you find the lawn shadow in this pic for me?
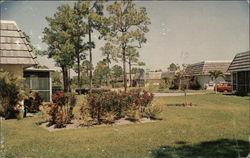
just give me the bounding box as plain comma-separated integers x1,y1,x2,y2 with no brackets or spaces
152,138,249,158
166,104,197,107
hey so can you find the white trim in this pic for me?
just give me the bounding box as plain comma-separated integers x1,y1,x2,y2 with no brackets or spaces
49,71,52,102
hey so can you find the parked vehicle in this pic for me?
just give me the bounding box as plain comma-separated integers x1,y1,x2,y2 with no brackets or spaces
216,82,232,92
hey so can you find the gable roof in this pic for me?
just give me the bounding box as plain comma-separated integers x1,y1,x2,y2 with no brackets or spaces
0,20,38,66
186,60,231,76
228,51,250,72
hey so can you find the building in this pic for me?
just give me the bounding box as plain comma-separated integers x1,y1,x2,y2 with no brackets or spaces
185,60,231,89
0,20,53,101
228,51,250,95
24,68,54,102
0,20,38,76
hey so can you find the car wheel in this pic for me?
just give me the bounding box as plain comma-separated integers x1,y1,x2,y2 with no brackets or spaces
224,90,228,93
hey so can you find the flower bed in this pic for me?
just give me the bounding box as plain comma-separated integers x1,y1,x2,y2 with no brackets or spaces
41,90,162,129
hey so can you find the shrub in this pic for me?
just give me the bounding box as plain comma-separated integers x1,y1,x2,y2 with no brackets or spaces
44,93,76,128
24,92,43,114
143,104,163,119
85,90,155,124
126,104,141,122
55,112,68,128
103,111,117,124
0,70,28,119
79,101,94,126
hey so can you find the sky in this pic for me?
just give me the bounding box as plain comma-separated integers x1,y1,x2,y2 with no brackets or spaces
1,1,249,72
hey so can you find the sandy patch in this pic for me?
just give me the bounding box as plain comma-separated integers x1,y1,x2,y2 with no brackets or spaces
40,118,157,132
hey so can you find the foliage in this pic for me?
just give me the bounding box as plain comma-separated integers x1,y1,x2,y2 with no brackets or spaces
93,60,111,86
209,70,224,81
0,70,28,119
103,111,117,124
51,71,62,86
79,101,94,126
45,92,77,128
24,92,43,114
106,1,151,91
143,104,163,119
131,67,145,74
43,4,76,92
162,77,173,89
168,63,179,71
85,90,154,124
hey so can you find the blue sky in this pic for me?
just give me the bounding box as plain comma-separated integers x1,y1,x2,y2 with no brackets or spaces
1,1,249,71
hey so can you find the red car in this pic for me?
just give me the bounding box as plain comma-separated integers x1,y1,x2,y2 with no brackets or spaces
216,82,232,92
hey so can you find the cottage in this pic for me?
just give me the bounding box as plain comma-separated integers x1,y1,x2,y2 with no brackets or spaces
0,20,53,101
0,20,38,76
185,60,231,89
228,51,250,95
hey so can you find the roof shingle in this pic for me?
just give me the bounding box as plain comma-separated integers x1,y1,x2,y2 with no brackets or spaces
0,20,38,65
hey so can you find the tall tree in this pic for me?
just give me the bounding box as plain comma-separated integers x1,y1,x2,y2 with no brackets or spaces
107,1,150,91
101,42,118,86
93,60,110,86
126,46,145,87
81,0,108,93
43,4,75,92
111,65,123,86
71,2,89,94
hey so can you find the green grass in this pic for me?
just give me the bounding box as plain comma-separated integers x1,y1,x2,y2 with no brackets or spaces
1,94,249,158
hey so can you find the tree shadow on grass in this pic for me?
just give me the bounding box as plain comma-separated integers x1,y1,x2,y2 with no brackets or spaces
152,139,249,158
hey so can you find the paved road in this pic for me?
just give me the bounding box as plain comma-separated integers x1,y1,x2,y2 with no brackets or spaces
154,92,206,97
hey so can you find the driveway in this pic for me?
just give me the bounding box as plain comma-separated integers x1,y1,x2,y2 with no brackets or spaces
154,92,206,97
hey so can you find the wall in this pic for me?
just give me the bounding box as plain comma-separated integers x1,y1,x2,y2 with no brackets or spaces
0,64,25,77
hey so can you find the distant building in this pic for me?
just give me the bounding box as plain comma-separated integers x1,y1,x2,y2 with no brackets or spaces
228,51,250,95
185,60,231,89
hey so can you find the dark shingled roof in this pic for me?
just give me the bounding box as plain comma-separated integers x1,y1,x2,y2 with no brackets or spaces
0,20,38,65
186,60,231,76
228,51,250,72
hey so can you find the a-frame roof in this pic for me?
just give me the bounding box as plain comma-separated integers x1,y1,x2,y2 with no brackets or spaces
0,20,38,66
228,51,250,72
186,60,231,76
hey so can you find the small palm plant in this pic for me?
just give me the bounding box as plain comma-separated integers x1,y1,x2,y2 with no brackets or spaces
209,70,224,93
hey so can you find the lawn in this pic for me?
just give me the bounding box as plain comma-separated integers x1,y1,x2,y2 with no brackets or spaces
1,94,249,158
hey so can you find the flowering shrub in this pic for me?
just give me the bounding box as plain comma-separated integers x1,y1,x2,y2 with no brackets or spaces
24,92,43,114
86,90,155,124
43,92,76,128
52,92,68,107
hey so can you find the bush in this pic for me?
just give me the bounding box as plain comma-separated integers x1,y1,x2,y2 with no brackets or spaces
143,104,163,119
103,111,117,124
0,70,28,119
85,90,155,124
24,92,43,114
79,101,94,126
43,92,77,128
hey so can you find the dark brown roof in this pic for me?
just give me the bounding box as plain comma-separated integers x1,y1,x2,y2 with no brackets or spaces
186,60,231,76
0,20,38,65
228,51,250,72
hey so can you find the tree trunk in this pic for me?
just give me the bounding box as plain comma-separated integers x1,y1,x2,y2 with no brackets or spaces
129,59,132,87
77,52,81,95
107,55,110,87
178,78,182,90
88,25,93,94
62,66,69,92
122,46,127,91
